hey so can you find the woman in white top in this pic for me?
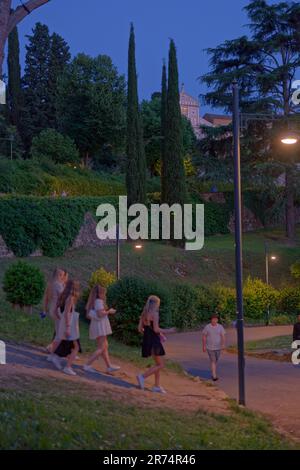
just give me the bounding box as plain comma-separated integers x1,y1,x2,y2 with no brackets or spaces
54,280,81,376
84,285,120,374
43,268,68,357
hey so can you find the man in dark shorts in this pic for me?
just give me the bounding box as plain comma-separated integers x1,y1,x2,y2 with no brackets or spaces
202,313,226,381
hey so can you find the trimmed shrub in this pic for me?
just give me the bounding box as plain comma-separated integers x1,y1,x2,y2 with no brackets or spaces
277,287,300,316
212,285,236,323
210,280,279,323
88,267,117,290
195,285,220,323
171,284,220,330
107,277,173,346
171,284,200,330
243,277,279,320
3,261,45,308
290,261,300,280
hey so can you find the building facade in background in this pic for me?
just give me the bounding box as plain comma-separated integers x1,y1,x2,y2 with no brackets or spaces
179,85,231,139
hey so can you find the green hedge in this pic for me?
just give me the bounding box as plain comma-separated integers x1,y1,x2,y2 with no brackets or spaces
278,287,300,316
0,196,119,257
0,194,234,258
99,276,299,340
171,284,219,330
107,277,173,346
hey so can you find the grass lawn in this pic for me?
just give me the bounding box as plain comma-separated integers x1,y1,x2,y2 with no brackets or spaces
244,335,292,352
0,376,297,450
0,227,299,291
227,335,294,363
1,229,300,449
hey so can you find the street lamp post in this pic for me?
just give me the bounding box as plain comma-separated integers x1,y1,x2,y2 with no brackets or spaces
264,242,277,325
116,223,120,280
232,110,299,381
265,242,270,326
115,224,143,281
232,81,246,406
265,242,269,286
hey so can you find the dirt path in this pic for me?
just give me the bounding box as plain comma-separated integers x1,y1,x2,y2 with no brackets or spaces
0,342,229,416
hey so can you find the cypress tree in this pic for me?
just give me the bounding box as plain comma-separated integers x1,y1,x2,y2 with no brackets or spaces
162,39,186,207
126,23,146,206
160,60,167,201
7,26,22,129
48,32,71,129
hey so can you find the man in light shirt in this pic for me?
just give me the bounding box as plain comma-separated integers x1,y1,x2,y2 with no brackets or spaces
202,313,226,381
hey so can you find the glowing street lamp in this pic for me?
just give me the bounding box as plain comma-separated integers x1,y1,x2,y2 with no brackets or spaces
281,132,299,145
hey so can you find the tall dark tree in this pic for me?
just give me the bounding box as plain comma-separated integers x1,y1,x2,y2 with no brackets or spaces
0,0,50,78
161,61,167,196
126,24,146,206
141,88,196,177
201,0,300,240
48,32,71,129
7,26,22,129
21,23,70,150
21,22,51,149
162,39,186,206
57,53,126,166
141,93,162,176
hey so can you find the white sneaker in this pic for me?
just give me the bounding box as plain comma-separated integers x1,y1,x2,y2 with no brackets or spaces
51,354,62,371
152,386,166,394
83,365,99,374
63,367,77,376
46,354,53,362
137,374,145,390
107,365,121,373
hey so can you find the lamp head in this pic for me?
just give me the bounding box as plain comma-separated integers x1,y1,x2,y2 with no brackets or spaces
281,131,298,145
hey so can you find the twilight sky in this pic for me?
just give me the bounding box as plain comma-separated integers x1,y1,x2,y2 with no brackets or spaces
10,0,275,114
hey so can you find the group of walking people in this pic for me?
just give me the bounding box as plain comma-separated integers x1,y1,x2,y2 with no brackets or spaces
43,268,120,377
43,268,300,393
43,268,178,393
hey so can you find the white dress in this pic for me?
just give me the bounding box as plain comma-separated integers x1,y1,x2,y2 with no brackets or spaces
89,299,112,340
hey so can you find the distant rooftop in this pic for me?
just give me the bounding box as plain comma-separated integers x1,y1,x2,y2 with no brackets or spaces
203,113,232,125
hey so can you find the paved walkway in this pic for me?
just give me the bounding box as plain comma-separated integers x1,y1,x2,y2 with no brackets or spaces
166,326,300,440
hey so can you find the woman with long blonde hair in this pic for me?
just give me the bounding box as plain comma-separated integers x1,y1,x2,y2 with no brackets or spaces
53,280,81,376
137,295,175,394
83,285,120,374
43,268,68,358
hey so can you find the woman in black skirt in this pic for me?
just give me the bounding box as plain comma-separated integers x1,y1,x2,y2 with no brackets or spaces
137,295,175,394
52,280,82,376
